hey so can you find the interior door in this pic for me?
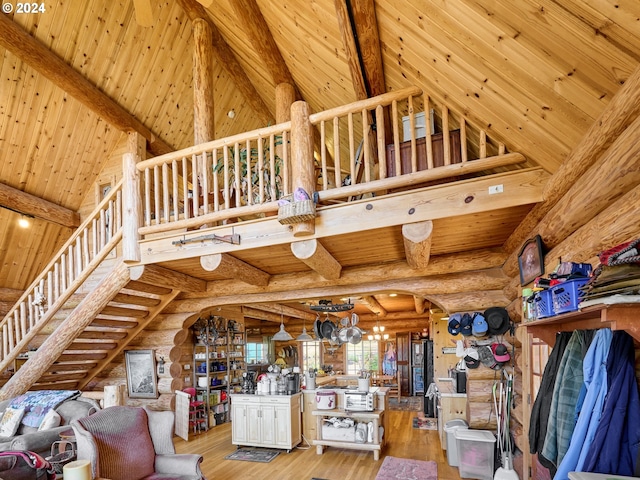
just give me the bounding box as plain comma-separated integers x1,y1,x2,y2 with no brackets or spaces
396,332,411,396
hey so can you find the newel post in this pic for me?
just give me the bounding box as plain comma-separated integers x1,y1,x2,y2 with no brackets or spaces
122,132,145,262
290,101,316,236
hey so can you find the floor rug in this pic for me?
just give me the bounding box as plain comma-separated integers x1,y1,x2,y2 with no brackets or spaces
375,456,438,480
388,396,422,411
412,416,437,430
224,448,280,463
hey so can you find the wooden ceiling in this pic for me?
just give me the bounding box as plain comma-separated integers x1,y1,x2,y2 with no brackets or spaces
1,0,639,318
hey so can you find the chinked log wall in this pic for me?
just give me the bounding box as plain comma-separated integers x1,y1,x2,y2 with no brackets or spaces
503,65,640,474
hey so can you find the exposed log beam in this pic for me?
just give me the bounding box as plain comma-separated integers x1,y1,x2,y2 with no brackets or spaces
242,306,291,324
230,0,296,88
200,253,270,286
335,0,386,99
291,239,342,280
0,15,172,157
359,295,387,316
348,311,429,322
129,264,207,292
0,182,80,228
414,296,427,315
177,0,273,125
0,288,22,303
190,248,507,300
167,267,509,313
428,290,510,314
250,303,317,321
402,220,433,269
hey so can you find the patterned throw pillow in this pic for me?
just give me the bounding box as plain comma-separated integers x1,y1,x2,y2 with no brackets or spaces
0,406,26,437
37,408,61,431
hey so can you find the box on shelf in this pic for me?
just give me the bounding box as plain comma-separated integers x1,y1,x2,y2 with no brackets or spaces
321,424,356,442
454,429,496,480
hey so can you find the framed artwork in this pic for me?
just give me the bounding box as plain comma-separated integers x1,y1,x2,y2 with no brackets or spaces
518,235,545,286
125,350,158,399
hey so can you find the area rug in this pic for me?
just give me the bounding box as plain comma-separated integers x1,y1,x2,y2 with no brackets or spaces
375,456,437,480
388,396,422,411
224,448,280,463
412,416,437,430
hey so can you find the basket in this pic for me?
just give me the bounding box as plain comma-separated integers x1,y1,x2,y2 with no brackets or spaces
277,198,316,225
551,278,589,315
47,442,76,474
533,289,554,319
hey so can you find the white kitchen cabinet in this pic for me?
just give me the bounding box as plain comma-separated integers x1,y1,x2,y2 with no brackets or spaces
230,393,302,451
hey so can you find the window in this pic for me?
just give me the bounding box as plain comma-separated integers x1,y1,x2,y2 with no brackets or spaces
301,341,321,372
346,340,379,374
246,342,265,364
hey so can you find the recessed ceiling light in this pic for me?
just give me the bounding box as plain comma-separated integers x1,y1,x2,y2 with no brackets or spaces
389,293,397,297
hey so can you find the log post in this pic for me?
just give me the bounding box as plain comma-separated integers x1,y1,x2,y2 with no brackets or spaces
290,101,316,236
193,17,215,198
122,132,145,262
104,384,126,407
276,83,296,193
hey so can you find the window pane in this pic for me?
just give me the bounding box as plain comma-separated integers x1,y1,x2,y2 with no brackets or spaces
346,341,379,374
246,342,264,363
301,341,321,371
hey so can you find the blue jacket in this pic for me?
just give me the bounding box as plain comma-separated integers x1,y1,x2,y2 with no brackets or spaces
583,331,640,475
554,328,612,480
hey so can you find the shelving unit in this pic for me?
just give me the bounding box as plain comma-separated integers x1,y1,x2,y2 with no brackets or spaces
193,321,246,427
312,409,385,460
523,303,640,346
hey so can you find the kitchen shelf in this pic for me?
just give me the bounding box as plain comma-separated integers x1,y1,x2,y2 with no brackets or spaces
523,303,640,346
312,409,385,460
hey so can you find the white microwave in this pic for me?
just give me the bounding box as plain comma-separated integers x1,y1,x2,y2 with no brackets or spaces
344,391,375,411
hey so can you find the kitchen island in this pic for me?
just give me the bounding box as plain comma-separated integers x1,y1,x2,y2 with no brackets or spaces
229,392,302,452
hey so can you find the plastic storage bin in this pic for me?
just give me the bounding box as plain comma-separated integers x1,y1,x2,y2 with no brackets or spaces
533,289,554,318
444,419,468,467
551,277,589,315
454,429,496,480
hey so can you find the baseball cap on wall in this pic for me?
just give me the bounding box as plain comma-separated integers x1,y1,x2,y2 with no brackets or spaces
492,343,511,363
460,313,473,336
471,313,488,337
448,313,462,335
464,347,480,369
478,345,501,370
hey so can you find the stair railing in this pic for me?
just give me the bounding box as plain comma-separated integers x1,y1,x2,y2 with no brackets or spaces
0,180,124,373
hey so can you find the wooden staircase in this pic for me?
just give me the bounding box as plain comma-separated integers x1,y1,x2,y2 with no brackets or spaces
0,182,180,400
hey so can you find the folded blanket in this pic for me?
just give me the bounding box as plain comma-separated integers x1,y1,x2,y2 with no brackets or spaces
10,390,81,428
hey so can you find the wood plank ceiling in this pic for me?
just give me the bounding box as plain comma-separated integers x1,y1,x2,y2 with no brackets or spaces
0,0,639,316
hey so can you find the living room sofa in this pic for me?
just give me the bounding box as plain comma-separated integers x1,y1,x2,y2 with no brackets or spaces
0,393,100,457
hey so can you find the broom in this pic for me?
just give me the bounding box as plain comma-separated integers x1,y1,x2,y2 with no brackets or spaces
494,369,519,480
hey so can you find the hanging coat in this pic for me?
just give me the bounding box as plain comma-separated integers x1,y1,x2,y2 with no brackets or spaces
529,331,572,455
583,330,640,475
541,330,590,470
554,328,612,480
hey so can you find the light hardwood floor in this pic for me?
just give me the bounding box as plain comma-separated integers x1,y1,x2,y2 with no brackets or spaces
174,409,462,479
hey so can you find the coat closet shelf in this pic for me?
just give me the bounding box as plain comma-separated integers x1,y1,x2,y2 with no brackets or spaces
524,303,640,346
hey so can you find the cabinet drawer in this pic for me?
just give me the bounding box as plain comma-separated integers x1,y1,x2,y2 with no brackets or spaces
260,396,291,405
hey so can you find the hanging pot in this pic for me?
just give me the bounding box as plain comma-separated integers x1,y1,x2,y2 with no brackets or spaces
314,317,323,339
321,319,335,340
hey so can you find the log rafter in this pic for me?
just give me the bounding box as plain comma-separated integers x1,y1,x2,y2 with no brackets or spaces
0,182,81,228
402,220,433,270
0,14,173,157
200,253,270,287
291,239,342,280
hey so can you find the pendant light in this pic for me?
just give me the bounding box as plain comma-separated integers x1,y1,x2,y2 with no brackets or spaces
272,307,293,341
296,312,314,341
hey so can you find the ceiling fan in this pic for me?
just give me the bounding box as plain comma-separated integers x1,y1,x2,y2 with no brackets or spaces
133,0,213,27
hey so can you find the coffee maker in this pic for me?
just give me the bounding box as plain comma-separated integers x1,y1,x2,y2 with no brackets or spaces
286,373,300,394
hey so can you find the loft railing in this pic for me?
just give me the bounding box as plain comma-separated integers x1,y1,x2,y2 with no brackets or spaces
133,86,525,238
0,182,123,372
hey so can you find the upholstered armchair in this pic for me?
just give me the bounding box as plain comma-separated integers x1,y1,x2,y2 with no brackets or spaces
71,406,205,480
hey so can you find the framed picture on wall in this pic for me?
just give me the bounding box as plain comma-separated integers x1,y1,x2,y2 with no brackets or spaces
518,235,545,286
125,350,158,398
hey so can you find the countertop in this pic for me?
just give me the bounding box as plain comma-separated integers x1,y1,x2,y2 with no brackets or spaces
302,386,389,395
229,392,302,398
435,377,467,398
